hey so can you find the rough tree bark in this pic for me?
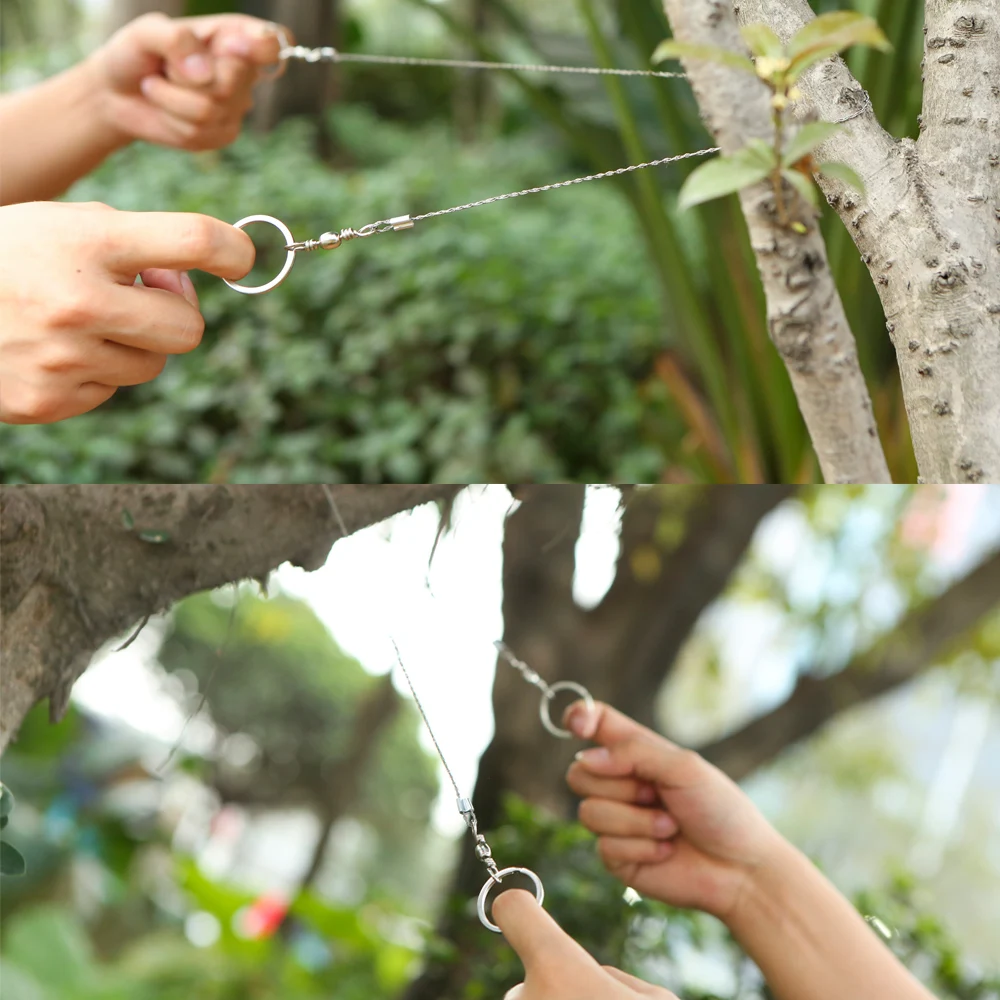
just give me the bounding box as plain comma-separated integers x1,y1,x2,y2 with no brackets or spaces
695,0,1000,483
660,1,891,485
0,484,458,753
699,544,1000,779
402,484,793,1000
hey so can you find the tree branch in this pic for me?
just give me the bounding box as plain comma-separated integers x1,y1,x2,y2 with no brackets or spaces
0,485,460,752
920,0,998,227
592,486,794,726
732,0,1000,483
661,0,890,484
699,546,1000,780
612,486,794,724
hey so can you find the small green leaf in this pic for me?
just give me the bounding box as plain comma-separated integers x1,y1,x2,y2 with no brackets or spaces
744,138,781,169
790,221,809,234
138,529,171,544
741,23,785,59
782,168,822,210
0,783,14,820
652,39,757,75
818,161,866,194
787,13,891,81
679,149,775,210
788,12,891,59
121,508,135,531
782,122,843,166
1,840,26,876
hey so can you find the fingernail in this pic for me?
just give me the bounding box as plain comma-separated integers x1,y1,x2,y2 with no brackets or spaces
179,271,199,308
574,747,611,768
220,35,252,57
183,54,213,82
656,840,673,858
567,703,599,740
653,814,673,838
140,76,155,97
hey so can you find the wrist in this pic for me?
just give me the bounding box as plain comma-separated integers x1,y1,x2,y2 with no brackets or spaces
723,833,805,942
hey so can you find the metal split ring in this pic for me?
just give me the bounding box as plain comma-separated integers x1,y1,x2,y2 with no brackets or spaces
539,681,595,739
224,215,297,296
477,866,545,933
257,25,291,83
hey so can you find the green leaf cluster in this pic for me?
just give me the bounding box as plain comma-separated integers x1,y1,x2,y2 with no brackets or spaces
655,11,887,214
653,11,890,85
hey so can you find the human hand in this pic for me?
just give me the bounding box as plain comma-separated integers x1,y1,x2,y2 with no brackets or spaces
565,702,783,922
0,201,253,423
493,889,679,1000
91,13,290,151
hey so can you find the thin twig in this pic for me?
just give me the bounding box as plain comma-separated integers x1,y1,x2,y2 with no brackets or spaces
114,613,152,652
321,485,348,538
157,592,239,773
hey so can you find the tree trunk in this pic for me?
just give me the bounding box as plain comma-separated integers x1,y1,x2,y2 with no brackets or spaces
0,485,459,753
713,0,1000,483
251,0,341,142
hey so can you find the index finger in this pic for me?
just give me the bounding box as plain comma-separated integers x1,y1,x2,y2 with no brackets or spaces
103,212,255,280
492,890,597,976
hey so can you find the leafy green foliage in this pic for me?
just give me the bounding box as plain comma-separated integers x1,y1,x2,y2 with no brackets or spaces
157,589,439,885
0,782,26,876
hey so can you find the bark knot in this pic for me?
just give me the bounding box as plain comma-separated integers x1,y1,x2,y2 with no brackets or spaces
953,16,987,37
930,266,967,293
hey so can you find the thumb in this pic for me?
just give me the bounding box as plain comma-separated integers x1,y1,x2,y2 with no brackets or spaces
492,889,597,976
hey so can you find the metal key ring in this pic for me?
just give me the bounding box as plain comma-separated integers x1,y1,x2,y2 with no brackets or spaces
257,25,291,83
540,681,595,739
477,866,545,933
224,215,297,295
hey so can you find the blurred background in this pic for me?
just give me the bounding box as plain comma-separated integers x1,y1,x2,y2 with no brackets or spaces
0,0,925,484
1,484,999,999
